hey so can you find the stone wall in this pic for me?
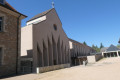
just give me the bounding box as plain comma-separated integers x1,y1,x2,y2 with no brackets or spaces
87,54,103,63
95,54,103,61
0,10,18,77
37,64,70,73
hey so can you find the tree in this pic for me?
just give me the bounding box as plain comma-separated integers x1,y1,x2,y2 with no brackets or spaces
83,41,87,46
92,44,100,52
100,43,104,49
117,44,120,48
92,44,95,49
96,45,100,52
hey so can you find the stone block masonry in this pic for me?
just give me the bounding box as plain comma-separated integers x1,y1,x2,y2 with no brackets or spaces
0,10,18,77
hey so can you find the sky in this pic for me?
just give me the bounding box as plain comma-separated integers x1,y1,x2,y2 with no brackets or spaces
7,0,120,47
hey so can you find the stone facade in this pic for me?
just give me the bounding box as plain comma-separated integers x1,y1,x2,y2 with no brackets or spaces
0,2,26,77
0,10,18,77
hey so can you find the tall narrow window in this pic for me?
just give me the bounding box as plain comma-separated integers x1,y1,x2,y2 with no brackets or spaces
0,47,3,65
0,17,3,32
53,24,57,31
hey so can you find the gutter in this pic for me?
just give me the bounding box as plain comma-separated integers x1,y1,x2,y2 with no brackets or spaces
16,14,21,74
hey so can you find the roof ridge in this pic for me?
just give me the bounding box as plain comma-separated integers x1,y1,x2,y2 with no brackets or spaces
107,44,120,51
69,38,92,49
27,8,54,22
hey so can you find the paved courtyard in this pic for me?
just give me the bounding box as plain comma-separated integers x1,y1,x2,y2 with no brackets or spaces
2,57,120,80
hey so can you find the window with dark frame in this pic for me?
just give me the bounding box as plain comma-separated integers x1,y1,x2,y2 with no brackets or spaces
0,17,3,32
0,47,2,66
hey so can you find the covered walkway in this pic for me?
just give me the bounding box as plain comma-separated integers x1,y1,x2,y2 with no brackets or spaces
71,56,87,66
103,51,120,58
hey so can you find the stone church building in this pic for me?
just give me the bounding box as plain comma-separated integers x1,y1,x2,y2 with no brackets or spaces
0,0,26,77
21,8,70,73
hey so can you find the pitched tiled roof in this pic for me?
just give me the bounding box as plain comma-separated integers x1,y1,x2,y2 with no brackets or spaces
0,2,27,17
107,44,120,51
100,47,108,52
27,8,53,22
101,44,120,52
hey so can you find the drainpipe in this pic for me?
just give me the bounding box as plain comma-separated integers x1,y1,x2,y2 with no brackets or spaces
16,14,21,74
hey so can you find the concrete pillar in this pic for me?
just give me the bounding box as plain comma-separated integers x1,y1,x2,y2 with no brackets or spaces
47,48,49,66
102,52,104,57
43,43,49,67
57,38,61,64
61,44,64,64
52,38,58,65
64,48,66,64
117,51,119,57
55,44,58,65
41,52,44,67
65,51,67,64
61,45,63,64
37,45,44,67
48,41,53,66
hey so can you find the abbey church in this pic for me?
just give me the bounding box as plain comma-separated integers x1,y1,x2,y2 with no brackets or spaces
0,0,96,77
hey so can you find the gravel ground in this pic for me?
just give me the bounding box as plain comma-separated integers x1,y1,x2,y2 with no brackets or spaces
2,57,120,80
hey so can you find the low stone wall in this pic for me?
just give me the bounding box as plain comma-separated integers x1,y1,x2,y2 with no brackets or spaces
37,64,70,73
87,54,103,63
95,54,103,61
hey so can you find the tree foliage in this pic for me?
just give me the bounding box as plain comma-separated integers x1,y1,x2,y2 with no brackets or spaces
83,41,87,46
100,43,104,49
117,44,120,48
92,43,104,52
